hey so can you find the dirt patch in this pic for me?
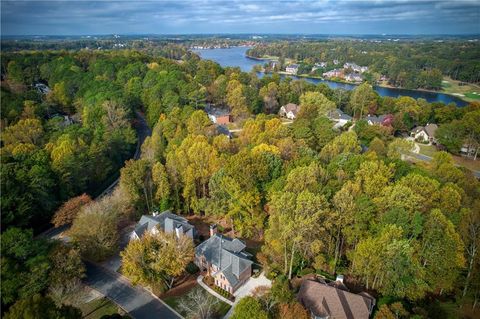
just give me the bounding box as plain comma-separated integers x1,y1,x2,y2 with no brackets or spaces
160,274,198,298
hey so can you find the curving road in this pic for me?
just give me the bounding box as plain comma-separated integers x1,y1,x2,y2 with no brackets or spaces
85,261,181,319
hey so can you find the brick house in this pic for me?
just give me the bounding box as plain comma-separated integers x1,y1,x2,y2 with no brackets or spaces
195,225,253,294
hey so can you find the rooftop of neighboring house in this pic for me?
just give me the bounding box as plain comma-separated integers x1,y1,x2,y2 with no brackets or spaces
411,123,438,137
205,105,231,117
327,109,353,121
287,64,299,68
133,211,194,238
281,103,300,114
195,233,253,287
216,125,232,138
366,114,387,124
298,279,376,319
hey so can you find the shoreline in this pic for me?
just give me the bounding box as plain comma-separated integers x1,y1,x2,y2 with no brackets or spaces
246,53,474,103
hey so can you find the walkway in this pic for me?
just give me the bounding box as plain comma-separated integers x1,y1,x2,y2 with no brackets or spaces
196,275,234,306
84,261,181,319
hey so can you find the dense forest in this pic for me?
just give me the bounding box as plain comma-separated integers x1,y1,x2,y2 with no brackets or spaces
1,48,479,318
247,40,480,89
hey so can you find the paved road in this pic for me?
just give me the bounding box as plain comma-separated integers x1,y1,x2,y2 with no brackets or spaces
407,152,480,178
84,261,181,319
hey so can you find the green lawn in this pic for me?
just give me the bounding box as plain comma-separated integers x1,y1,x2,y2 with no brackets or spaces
464,92,480,100
79,297,126,319
163,285,231,319
418,144,438,157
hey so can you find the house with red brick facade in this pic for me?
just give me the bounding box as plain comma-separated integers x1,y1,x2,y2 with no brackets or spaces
195,225,253,294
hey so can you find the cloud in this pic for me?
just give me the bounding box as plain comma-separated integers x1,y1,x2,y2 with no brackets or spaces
1,0,479,35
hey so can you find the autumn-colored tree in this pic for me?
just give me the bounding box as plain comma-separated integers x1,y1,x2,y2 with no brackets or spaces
297,91,335,119
51,194,92,227
276,302,309,319
349,82,377,119
121,232,194,293
152,162,171,211
319,131,361,162
226,79,249,119
420,209,465,293
69,196,120,261
259,82,280,114
351,225,427,300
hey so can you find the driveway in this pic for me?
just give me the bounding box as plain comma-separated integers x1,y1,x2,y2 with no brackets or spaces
84,261,181,319
233,272,271,299
223,273,272,319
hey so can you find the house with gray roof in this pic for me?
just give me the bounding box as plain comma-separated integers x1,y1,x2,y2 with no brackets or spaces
366,114,388,126
130,211,195,241
411,123,438,144
195,225,253,294
327,109,353,129
279,103,301,120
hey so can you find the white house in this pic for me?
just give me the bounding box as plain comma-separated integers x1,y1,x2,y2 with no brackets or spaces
279,103,301,120
345,73,363,82
410,123,438,144
130,211,195,241
285,64,299,75
323,69,343,79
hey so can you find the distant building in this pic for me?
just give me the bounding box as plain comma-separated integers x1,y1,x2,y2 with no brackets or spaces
345,73,363,82
312,62,327,72
323,68,344,79
279,103,301,120
205,106,232,125
195,225,253,294
333,59,340,65
344,63,368,73
130,211,195,241
327,109,353,129
285,64,299,75
411,123,438,144
298,278,376,319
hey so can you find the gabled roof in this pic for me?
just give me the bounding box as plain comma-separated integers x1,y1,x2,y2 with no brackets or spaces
327,109,353,121
196,234,253,287
281,103,300,114
205,106,230,117
133,211,194,238
298,280,375,319
425,123,438,137
366,114,386,124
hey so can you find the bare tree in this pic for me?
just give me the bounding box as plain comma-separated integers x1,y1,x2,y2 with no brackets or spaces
178,288,219,319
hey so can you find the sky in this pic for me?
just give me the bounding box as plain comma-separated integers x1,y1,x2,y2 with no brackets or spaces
1,0,479,36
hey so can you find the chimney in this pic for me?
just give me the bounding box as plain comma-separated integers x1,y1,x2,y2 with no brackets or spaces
209,224,217,237
152,210,159,217
336,274,344,283
175,224,183,239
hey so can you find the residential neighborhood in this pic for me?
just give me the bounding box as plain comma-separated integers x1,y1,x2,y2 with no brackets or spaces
2,2,480,319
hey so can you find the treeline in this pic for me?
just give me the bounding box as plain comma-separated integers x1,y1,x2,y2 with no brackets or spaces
247,40,480,88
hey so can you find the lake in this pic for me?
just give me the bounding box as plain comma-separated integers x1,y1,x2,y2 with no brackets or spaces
194,46,467,106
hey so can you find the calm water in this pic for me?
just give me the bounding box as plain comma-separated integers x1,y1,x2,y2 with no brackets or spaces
194,47,467,107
